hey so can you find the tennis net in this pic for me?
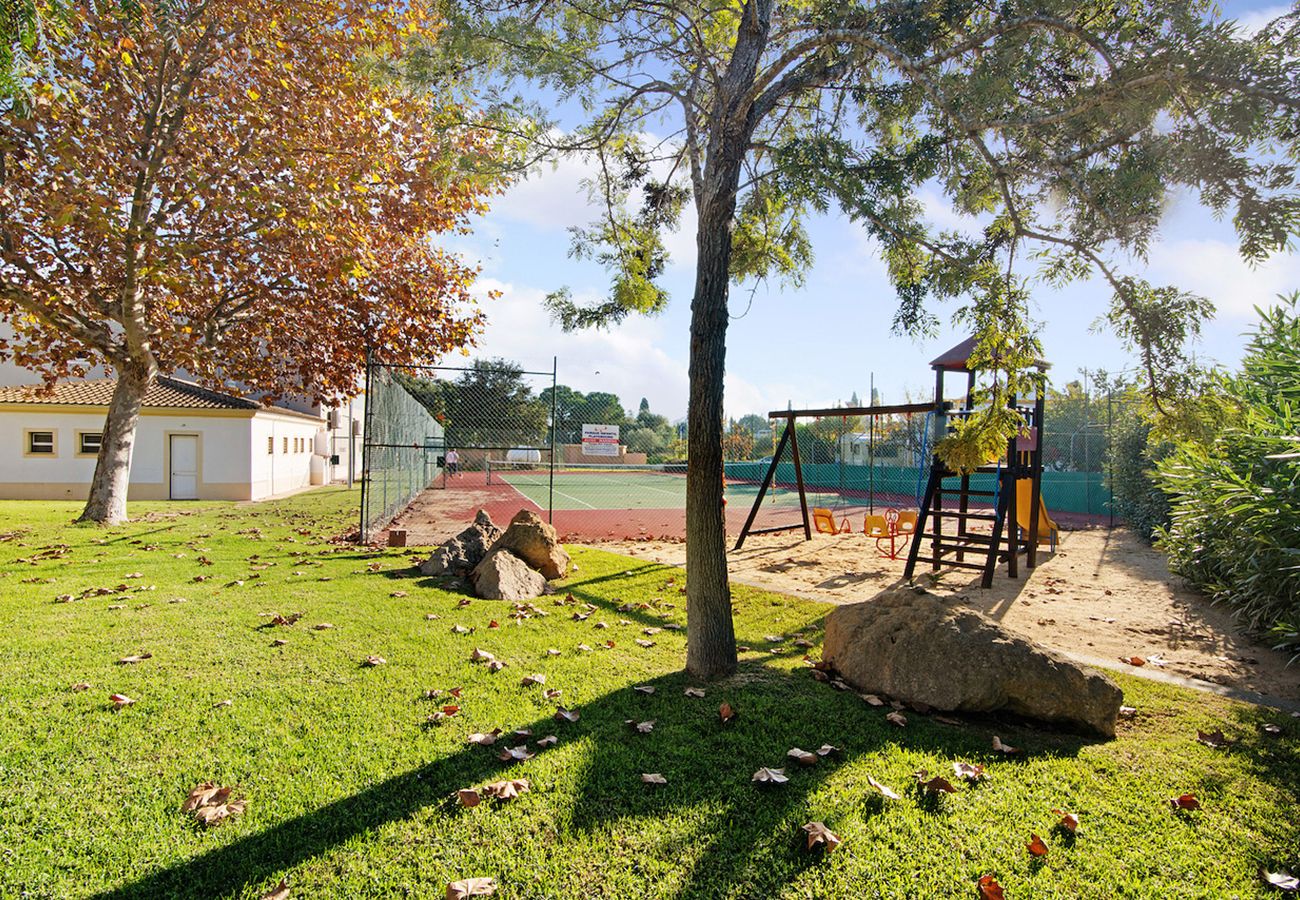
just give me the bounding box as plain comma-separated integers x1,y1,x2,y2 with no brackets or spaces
485,458,688,486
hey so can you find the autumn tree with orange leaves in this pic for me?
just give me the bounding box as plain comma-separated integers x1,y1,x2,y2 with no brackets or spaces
0,0,507,524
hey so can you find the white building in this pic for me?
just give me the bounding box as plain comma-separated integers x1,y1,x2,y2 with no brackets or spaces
0,376,362,501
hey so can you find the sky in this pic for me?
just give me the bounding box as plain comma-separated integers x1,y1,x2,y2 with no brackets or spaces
442,1,1299,423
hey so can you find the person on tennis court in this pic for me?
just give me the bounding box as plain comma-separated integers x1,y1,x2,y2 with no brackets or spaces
446,448,459,476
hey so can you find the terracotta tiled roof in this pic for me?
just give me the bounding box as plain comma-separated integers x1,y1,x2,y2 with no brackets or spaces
0,376,284,412
929,336,1051,372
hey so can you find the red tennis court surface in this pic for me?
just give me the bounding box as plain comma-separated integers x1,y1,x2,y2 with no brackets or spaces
380,475,1107,546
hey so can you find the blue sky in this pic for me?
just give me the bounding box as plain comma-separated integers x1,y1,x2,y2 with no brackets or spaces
446,2,1299,422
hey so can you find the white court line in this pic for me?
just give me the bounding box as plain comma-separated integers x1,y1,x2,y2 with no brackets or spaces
504,477,598,510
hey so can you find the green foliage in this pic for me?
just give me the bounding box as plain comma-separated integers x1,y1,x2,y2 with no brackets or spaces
1105,405,1173,541
1156,295,1300,652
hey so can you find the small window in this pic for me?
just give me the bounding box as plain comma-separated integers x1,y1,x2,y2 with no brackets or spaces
79,432,103,456
283,436,289,454
267,436,274,455
27,431,55,455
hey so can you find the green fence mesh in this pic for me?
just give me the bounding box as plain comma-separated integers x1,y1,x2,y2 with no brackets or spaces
360,364,445,541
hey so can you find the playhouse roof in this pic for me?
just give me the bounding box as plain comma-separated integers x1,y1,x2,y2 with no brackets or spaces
929,336,1051,372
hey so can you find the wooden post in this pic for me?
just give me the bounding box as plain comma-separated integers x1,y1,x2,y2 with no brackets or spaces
733,417,794,550
789,417,812,540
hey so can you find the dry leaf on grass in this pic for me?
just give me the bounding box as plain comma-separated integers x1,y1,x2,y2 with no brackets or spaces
684,687,705,698
183,782,246,827
71,682,90,692
991,736,1019,755
1121,655,1147,667
1261,870,1300,892
913,770,956,794
457,788,481,808
751,767,788,785
537,735,558,748
816,744,841,758
628,719,655,733
543,688,562,700
363,655,386,667
1197,729,1232,748
953,762,988,783
861,693,885,707
468,731,501,747
641,773,667,785
470,648,495,663
787,748,818,766
521,674,546,687
481,779,529,800
885,711,907,727
1027,833,1050,857
1052,808,1079,833
313,623,334,631
1170,792,1200,811
497,745,534,762
109,693,134,709
259,878,291,900
116,653,152,665
446,876,497,899
977,874,1006,900
867,776,900,800
555,706,580,723
634,685,656,694
801,821,840,853
719,702,737,724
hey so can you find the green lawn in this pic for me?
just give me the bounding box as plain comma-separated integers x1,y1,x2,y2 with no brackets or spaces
0,487,1295,899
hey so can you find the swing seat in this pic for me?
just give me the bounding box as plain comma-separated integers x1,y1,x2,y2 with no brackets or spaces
812,507,851,535
896,510,918,535
864,514,888,537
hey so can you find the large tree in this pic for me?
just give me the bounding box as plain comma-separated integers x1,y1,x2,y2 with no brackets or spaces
422,0,1300,678
0,0,506,524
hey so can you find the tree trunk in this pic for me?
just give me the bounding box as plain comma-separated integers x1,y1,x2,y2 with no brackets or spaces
77,363,155,525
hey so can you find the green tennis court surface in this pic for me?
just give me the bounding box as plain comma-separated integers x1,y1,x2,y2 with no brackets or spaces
490,469,805,511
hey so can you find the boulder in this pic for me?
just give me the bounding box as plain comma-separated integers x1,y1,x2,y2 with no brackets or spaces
823,586,1123,736
470,547,549,601
490,509,571,580
418,510,501,577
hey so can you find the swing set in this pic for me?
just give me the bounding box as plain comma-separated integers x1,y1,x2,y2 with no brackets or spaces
732,337,1057,588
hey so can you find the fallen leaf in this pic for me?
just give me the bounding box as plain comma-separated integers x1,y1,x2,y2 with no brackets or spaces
213,699,233,709
628,719,655,733
576,643,593,652
635,639,655,648
487,660,506,672
1052,808,1079,833
468,730,501,746
521,674,546,687
259,878,291,900
313,623,334,631
458,598,473,608
913,770,956,794
867,775,900,800
861,693,885,707
543,688,562,700
684,687,706,698
1262,870,1300,892
555,706,580,723
953,761,987,783
751,767,789,784
1170,792,1200,811
470,648,495,663
116,653,153,665
787,747,818,766
272,638,288,647
451,624,470,634
719,702,737,723
481,779,529,800
977,874,1006,900
1119,706,1137,718
641,773,667,784
801,821,841,853
1121,655,1147,667
537,735,558,748
1262,723,1283,735
497,745,534,762
456,788,480,807
634,685,655,694
390,591,408,598
816,744,841,757
488,620,500,629
546,648,561,656
363,655,386,667
109,693,134,709
1197,729,1232,749
446,876,497,898
885,711,907,727
991,736,1019,755
71,682,90,692
1027,833,1049,857
183,782,245,827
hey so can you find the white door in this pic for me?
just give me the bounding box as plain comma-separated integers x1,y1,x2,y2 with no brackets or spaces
169,434,199,500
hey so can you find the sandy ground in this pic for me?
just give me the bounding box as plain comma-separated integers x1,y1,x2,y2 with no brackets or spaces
598,528,1300,705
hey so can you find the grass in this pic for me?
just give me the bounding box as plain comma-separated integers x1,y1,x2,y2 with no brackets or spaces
0,486,1296,899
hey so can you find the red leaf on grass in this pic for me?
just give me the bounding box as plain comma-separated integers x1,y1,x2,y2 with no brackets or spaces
1170,793,1200,811
1051,808,1079,833
1027,834,1049,857
977,875,1006,900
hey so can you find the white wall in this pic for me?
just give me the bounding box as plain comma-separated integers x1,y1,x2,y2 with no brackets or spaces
0,409,254,500
248,413,328,499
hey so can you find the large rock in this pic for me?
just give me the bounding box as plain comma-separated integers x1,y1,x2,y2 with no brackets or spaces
823,586,1123,736
418,510,501,577
470,547,549,601
490,509,571,580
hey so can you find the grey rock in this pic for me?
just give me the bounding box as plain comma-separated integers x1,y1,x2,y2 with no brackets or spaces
418,510,501,577
470,547,549,601
491,509,571,580
823,586,1123,736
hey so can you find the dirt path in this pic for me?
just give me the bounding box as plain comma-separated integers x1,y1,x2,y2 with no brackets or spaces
594,528,1300,704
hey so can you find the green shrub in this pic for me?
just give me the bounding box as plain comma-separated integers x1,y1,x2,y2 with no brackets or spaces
1156,295,1300,654
1105,407,1172,541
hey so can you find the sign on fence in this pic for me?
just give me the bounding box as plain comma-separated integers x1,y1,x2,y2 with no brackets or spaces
581,424,620,457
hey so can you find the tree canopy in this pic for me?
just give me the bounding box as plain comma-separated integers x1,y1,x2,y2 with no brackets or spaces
0,0,507,522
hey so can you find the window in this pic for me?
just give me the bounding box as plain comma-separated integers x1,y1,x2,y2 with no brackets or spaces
267,436,274,455
283,436,289,454
26,430,55,455
78,432,103,456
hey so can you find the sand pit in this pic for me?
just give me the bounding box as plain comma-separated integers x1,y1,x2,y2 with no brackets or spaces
599,528,1300,705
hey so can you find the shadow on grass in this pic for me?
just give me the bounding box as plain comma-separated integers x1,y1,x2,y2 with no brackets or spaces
90,646,1101,900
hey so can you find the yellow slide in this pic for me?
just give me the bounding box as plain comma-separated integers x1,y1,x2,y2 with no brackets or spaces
1015,479,1059,550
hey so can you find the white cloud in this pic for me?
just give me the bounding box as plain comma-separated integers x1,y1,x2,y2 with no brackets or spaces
1145,238,1300,320
489,154,597,232
1231,4,1291,36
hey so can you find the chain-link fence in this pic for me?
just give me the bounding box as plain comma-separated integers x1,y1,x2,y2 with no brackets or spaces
359,362,446,541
